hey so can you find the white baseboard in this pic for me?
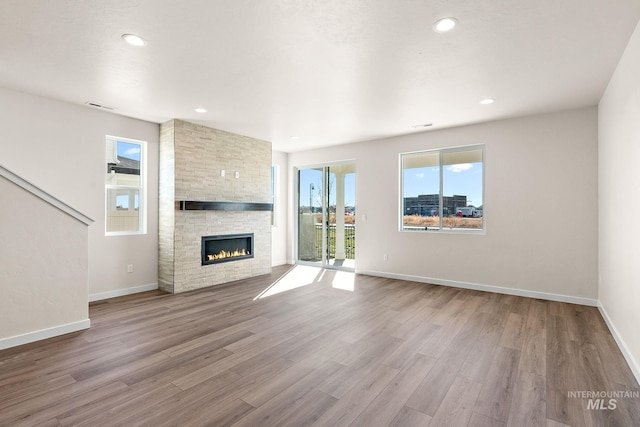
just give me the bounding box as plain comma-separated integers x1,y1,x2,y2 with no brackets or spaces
597,302,640,386
89,283,159,302
355,269,598,307
0,319,90,351
271,259,289,268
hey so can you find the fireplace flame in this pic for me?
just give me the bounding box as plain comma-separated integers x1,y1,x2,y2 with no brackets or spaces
207,248,249,261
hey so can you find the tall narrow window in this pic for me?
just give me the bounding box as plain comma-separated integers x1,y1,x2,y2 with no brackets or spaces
271,165,277,226
401,145,484,231
105,136,146,235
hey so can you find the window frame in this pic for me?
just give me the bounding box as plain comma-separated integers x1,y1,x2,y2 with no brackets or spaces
399,144,485,233
105,135,147,236
271,164,278,227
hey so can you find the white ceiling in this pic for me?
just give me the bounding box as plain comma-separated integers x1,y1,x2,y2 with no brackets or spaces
1,1,639,152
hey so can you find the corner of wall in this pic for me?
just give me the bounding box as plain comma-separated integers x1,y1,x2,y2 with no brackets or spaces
597,301,640,385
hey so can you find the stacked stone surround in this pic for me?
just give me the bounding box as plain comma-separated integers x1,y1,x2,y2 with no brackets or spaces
159,119,272,293
158,121,175,290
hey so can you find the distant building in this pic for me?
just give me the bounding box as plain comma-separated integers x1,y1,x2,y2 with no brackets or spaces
107,155,140,176
404,194,467,216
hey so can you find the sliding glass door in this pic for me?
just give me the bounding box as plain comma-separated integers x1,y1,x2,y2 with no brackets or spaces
297,167,323,264
296,163,355,270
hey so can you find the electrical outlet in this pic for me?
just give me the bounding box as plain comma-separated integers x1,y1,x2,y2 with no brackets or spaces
383,254,388,261
234,171,240,178
220,169,225,177
127,264,134,273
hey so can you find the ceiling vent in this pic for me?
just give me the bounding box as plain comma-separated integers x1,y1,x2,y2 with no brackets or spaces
84,101,115,110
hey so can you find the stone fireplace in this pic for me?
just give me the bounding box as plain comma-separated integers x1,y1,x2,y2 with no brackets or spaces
158,119,272,293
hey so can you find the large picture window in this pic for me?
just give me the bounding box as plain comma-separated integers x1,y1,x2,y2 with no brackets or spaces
105,136,146,235
401,145,484,231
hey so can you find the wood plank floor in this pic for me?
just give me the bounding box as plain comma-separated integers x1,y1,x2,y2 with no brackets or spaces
1,265,639,426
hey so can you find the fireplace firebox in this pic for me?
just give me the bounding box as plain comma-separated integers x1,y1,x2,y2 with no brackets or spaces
201,233,254,265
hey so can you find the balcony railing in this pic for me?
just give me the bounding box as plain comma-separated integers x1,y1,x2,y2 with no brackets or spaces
314,223,355,260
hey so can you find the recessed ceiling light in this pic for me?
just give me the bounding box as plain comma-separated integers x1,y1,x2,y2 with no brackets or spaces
122,34,146,47
290,136,300,140
195,108,207,113
433,17,458,33
480,98,495,105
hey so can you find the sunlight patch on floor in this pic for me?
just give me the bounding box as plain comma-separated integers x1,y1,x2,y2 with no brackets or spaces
331,270,355,291
254,265,323,300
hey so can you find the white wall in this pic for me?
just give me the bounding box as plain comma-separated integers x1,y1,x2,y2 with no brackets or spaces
0,177,89,348
288,107,599,302
0,87,159,298
598,19,640,381
272,150,289,266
